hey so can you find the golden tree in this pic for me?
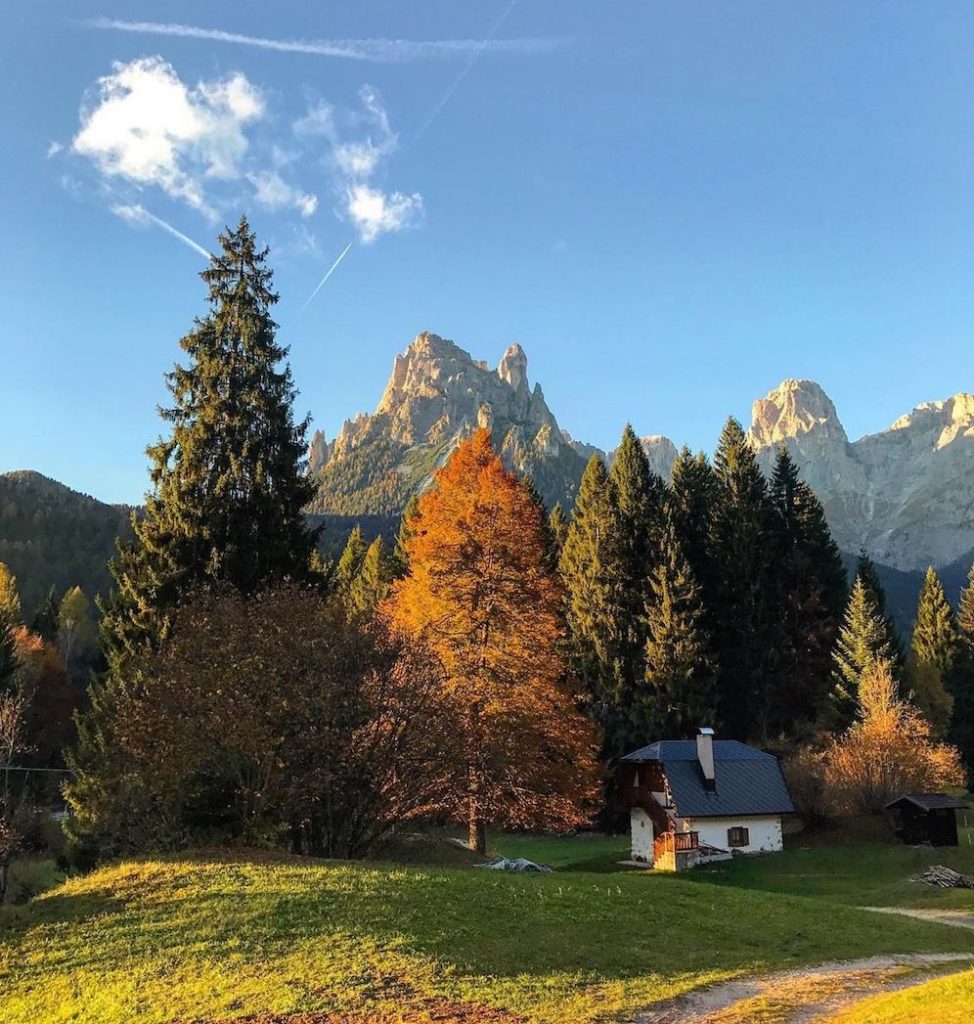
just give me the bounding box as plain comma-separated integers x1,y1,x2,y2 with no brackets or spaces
825,659,963,814
387,429,600,853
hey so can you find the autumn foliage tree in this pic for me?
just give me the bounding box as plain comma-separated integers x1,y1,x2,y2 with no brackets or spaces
387,429,601,853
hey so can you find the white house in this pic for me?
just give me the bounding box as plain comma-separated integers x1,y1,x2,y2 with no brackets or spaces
619,727,794,871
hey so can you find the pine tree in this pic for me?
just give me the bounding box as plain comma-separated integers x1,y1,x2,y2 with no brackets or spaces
668,446,718,597
347,537,393,614
335,526,367,595
30,587,61,642
856,551,903,666
642,520,716,738
950,564,974,783
607,426,665,743
710,418,775,740
0,564,21,625
66,218,318,855
766,448,848,732
101,217,317,665
391,494,421,579
559,455,621,747
548,504,569,562
906,566,959,735
0,563,21,693
832,575,895,727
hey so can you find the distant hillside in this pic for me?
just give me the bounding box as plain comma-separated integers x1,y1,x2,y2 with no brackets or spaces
0,471,133,613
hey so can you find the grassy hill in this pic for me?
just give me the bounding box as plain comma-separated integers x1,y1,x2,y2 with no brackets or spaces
1,847,972,1024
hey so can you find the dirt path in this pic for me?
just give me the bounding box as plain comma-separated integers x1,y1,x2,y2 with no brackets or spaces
632,953,974,1024
860,905,974,930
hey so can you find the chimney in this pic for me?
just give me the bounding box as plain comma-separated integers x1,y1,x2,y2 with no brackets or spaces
696,727,716,792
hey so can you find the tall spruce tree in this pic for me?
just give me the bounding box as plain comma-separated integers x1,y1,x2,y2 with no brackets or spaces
101,217,317,664
347,537,393,614
710,418,775,740
391,494,420,579
559,455,622,747
0,563,20,692
906,566,959,735
335,526,368,595
548,504,569,563
950,565,974,783
856,551,904,666
66,218,318,856
767,448,848,733
668,447,718,597
831,575,895,727
642,520,717,738
606,425,665,744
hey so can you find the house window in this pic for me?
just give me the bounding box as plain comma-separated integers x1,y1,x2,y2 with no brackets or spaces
727,826,750,848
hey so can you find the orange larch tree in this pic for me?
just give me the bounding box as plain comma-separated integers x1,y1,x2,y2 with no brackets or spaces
386,428,601,853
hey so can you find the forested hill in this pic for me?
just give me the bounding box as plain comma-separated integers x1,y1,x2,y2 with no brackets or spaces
0,470,133,613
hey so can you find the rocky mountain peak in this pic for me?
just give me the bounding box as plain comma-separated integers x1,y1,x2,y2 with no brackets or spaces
749,379,848,448
497,343,528,391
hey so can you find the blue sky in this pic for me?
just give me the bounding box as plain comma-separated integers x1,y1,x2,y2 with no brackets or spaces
2,2,973,503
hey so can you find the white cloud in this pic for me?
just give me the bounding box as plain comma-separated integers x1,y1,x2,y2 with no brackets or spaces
345,184,422,243
295,86,421,242
72,56,264,218
46,141,63,158
248,171,317,217
87,18,562,63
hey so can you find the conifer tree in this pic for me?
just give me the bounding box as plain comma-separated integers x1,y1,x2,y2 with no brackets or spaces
559,455,622,747
832,575,895,727
0,564,21,625
335,526,368,595
548,504,569,562
767,448,848,732
347,537,393,614
0,563,21,692
66,219,317,855
710,418,775,739
668,446,718,599
30,587,61,642
101,217,317,664
856,551,903,665
642,521,716,738
391,494,421,579
906,567,959,735
607,426,665,740
949,565,974,783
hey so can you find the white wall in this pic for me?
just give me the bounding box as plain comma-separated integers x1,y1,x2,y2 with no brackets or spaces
630,807,655,862
677,815,783,854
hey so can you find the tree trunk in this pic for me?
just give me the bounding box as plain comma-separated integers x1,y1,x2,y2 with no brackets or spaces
467,761,486,855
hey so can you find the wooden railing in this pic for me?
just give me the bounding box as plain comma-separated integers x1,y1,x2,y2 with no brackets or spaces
653,831,699,859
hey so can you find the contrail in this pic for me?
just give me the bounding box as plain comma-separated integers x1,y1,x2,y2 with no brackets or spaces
86,16,557,63
298,241,354,314
414,0,520,142
112,204,211,259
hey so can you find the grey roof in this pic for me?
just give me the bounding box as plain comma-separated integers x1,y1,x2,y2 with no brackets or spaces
885,793,969,812
622,739,795,818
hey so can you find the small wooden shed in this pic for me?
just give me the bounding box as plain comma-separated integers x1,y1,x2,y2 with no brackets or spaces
885,793,969,847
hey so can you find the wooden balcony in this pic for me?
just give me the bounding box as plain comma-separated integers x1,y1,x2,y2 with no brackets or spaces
653,830,699,859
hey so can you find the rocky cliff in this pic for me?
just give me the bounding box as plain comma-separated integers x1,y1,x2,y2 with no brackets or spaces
307,332,590,515
749,379,974,571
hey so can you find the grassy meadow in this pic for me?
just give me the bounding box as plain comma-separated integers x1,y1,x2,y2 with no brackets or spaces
1,839,973,1024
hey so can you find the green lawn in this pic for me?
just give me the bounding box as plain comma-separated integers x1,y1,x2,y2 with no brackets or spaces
0,851,972,1024
688,843,974,910
830,967,974,1023
490,831,630,871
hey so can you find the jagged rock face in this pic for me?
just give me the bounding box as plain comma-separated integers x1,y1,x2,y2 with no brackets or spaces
640,435,679,480
309,332,589,516
749,381,974,571
307,430,330,475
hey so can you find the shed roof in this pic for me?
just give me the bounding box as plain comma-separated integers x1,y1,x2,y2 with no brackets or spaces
885,793,969,812
622,739,795,819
